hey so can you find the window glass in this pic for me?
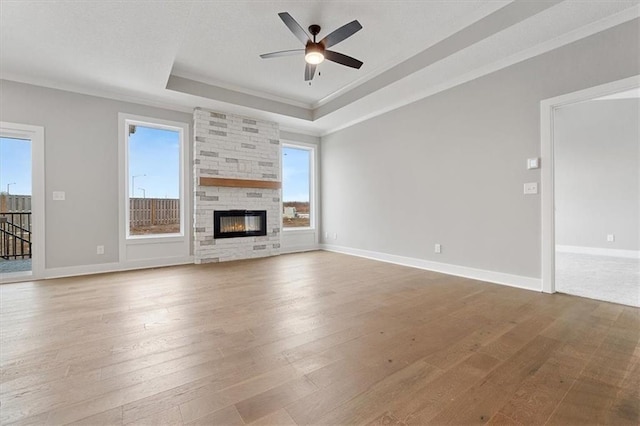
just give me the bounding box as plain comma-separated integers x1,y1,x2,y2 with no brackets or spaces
282,146,311,228
127,124,181,236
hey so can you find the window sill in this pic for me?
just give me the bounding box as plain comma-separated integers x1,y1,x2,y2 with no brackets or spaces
283,227,315,232
126,234,185,245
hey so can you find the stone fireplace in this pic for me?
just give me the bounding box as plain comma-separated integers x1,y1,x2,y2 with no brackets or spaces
193,108,281,263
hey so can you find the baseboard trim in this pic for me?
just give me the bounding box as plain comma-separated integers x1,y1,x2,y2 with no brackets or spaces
43,256,194,280
321,244,541,292
280,244,320,255
556,245,640,259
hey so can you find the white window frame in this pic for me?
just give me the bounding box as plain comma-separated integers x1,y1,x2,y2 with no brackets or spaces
118,113,189,246
281,141,317,231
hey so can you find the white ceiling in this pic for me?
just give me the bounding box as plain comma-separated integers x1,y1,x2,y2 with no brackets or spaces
1,1,639,135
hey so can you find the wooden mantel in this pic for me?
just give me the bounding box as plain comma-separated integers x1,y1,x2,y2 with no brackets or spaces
199,177,281,189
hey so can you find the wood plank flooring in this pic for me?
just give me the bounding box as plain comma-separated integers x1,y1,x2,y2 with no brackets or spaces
1,251,638,425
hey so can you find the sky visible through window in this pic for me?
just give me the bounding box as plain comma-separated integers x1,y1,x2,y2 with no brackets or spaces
129,126,180,199
0,137,32,195
282,146,310,202
1,134,310,202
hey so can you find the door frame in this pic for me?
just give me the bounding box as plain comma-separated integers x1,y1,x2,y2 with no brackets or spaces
0,122,45,281
540,75,640,293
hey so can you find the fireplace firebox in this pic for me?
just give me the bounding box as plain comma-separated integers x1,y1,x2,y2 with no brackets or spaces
214,210,267,239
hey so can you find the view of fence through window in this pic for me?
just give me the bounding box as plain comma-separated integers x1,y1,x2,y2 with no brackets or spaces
0,137,32,273
282,146,311,228
128,125,181,236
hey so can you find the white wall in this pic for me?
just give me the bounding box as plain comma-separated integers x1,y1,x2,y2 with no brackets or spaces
0,80,192,270
320,19,639,282
555,99,639,251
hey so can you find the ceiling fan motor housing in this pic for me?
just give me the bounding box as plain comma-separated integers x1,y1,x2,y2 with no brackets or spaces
308,24,322,40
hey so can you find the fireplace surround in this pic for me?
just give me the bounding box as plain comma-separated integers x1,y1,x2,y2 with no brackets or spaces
193,108,280,263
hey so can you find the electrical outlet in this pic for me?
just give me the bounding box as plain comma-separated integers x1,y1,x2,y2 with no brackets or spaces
332,233,337,240
607,234,615,242
523,182,538,195
324,231,328,239
96,245,105,255
435,243,442,254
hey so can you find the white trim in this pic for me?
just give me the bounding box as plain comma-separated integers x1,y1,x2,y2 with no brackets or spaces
280,244,320,255
43,256,194,280
540,75,640,294
556,245,640,259
0,122,45,281
118,113,191,264
321,244,541,292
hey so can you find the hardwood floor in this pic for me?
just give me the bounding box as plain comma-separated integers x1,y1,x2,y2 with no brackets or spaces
1,251,638,425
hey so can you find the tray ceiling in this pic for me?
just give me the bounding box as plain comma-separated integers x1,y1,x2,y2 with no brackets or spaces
1,1,638,135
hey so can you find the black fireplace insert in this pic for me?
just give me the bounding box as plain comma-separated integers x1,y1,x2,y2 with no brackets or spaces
214,210,267,239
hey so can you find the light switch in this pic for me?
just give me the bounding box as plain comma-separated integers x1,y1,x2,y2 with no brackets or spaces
527,158,540,169
52,191,65,201
524,183,538,195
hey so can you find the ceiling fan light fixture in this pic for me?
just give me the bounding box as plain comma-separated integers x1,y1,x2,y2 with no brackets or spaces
305,48,325,65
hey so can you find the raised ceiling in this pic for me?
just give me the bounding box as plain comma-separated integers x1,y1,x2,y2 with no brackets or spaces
1,1,638,135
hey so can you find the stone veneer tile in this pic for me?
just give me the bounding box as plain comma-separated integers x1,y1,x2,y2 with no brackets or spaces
200,169,219,175
200,150,218,157
194,108,281,264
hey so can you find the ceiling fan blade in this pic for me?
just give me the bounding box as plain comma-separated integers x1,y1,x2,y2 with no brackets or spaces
305,63,317,81
260,49,305,59
320,20,362,48
278,12,310,45
325,50,363,69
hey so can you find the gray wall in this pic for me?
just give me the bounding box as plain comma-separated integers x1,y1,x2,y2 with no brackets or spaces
0,80,192,268
555,99,639,251
321,19,639,279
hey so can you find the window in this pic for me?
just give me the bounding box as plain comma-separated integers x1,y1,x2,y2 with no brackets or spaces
123,117,185,238
282,144,314,229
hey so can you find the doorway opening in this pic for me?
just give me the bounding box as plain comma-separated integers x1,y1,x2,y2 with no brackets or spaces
0,137,32,274
541,76,639,307
0,123,44,283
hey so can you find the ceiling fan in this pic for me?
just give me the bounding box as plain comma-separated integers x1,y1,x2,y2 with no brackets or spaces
260,12,364,82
